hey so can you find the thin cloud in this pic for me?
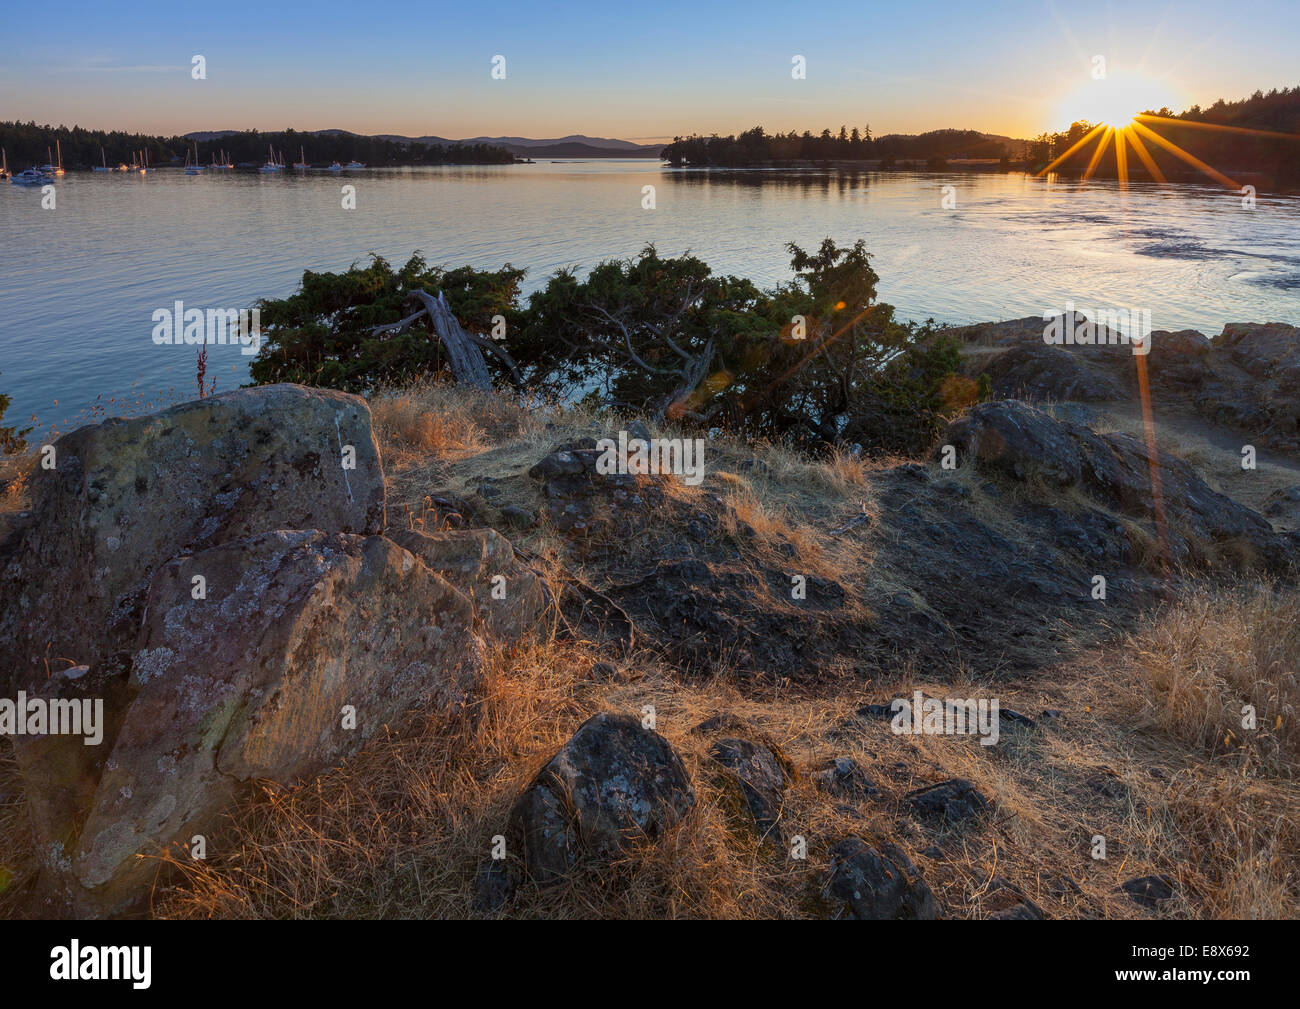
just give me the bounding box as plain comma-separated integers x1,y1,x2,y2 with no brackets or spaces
56,63,187,73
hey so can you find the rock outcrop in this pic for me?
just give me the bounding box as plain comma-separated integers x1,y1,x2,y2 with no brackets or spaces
2,384,385,692
0,384,545,916
943,399,1294,568
950,317,1300,455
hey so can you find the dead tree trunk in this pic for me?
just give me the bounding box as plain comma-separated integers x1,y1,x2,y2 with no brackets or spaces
371,289,522,390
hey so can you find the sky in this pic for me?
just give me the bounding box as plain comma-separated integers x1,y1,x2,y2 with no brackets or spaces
2,0,1297,142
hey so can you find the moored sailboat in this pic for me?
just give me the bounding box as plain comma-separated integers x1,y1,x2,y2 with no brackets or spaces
259,145,285,173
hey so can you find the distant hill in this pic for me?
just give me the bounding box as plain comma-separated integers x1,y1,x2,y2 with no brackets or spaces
463,135,663,157
184,130,663,158
873,129,1030,160
462,134,651,151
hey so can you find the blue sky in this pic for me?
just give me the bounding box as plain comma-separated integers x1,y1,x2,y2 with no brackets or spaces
2,0,1297,141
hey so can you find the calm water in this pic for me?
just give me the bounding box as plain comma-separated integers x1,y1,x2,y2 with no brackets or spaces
2,159,1298,436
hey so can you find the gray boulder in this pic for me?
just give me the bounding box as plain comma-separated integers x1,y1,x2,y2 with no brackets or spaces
943,400,1293,569
2,384,385,691
27,530,484,916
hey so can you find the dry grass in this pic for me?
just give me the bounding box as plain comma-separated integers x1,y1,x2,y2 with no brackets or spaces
0,450,34,518
152,640,814,920
129,579,1298,920
0,739,31,916
370,380,544,467
1114,582,1299,776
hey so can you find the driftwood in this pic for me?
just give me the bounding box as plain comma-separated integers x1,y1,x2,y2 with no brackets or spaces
829,502,873,537
371,289,522,389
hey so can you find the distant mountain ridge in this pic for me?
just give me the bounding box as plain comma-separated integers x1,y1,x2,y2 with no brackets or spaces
184,129,663,158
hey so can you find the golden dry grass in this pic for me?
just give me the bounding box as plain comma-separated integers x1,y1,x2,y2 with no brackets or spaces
1114,582,1299,776
119,578,1297,920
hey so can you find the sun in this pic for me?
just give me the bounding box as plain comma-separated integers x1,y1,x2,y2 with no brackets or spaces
1054,71,1181,131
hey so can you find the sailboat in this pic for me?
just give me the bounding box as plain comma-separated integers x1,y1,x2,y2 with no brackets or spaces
210,148,233,170
259,144,284,173
184,142,205,174
93,146,112,172
0,148,8,180
53,140,66,176
293,146,309,171
38,146,57,177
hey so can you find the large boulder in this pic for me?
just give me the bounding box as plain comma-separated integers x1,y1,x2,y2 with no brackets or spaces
19,529,484,916
507,712,695,885
972,343,1126,403
2,384,385,691
1214,323,1300,448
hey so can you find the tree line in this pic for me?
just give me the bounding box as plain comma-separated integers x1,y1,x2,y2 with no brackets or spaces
1028,86,1300,187
0,122,516,169
661,126,1014,167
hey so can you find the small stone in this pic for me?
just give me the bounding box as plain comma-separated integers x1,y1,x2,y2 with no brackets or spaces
709,737,792,841
812,756,879,800
1120,874,1177,910
999,707,1037,728
500,505,535,529
903,778,989,824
